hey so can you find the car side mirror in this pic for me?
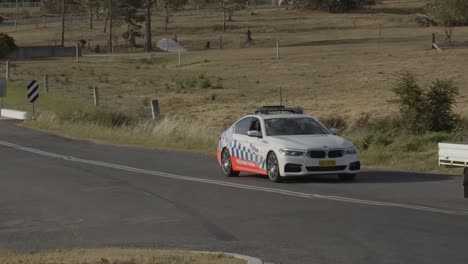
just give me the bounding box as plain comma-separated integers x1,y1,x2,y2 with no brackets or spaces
247,130,262,138
329,128,339,135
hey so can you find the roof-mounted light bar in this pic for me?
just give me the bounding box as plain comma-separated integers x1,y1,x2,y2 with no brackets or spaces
254,105,304,115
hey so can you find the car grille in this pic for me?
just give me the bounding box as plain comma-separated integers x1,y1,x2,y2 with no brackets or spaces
308,150,344,158
328,150,344,158
309,150,326,158
306,166,347,172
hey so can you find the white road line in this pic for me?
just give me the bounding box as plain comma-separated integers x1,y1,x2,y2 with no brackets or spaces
1,140,467,216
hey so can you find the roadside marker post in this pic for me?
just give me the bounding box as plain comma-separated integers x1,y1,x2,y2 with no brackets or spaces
276,39,280,60
44,74,48,93
432,33,436,49
178,50,181,66
93,86,99,106
0,78,6,109
27,80,40,118
151,99,160,121
6,60,10,81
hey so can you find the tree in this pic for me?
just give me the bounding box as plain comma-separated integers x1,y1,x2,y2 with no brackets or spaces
61,0,65,46
80,0,100,29
0,33,17,59
211,0,248,31
155,0,188,33
144,0,152,51
427,0,468,42
121,2,145,47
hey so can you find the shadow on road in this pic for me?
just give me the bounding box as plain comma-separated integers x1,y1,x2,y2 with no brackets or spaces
239,170,456,184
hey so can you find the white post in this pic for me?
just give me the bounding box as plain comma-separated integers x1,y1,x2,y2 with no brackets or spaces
93,86,99,106
178,50,181,66
6,61,10,81
44,74,48,93
276,39,280,60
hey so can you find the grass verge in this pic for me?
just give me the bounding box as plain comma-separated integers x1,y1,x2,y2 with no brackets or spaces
0,248,247,264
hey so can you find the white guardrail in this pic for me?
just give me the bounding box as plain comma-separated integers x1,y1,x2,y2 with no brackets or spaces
0,109,31,120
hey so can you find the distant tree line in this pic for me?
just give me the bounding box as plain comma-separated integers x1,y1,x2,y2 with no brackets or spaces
286,0,376,13
41,0,251,51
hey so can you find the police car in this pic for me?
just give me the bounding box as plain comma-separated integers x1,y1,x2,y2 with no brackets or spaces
217,106,361,182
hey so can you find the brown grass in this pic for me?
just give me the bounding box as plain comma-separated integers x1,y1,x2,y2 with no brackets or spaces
0,248,246,264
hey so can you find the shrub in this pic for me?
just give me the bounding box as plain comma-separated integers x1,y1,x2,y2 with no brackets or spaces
426,79,459,131
199,79,212,89
320,115,348,131
391,71,460,133
0,33,17,59
392,71,428,134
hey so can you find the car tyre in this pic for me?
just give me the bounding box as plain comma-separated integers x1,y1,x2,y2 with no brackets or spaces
338,174,356,182
221,148,239,177
267,152,283,183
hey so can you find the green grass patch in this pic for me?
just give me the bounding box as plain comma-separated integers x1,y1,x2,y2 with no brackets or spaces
344,131,460,173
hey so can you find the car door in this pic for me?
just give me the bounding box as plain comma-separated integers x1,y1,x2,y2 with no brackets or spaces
231,116,253,159
245,117,269,175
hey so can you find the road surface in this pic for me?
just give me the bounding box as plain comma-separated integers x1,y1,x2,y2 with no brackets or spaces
0,120,467,264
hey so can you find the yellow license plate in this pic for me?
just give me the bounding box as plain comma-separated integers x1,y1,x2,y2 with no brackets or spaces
319,160,336,167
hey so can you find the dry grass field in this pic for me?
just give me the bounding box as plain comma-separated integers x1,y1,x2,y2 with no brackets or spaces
1,0,467,172
0,248,246,264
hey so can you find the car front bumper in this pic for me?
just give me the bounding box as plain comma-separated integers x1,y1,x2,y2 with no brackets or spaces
277,153,361,177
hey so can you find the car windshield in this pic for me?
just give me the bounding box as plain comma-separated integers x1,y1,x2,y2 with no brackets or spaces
264,118,330,136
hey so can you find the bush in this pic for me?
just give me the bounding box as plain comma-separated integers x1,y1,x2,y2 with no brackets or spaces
392,71,428,133
426,79,459,131
391,71,460,133
320,115,348,131
0,33,17,59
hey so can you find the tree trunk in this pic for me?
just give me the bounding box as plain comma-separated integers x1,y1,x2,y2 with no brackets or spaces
223,5,226,31
129,33,137,48
61,0,65,46
103,15,108,33
109,0,113,53
89,10,93,29
228,11,232,21
165,5,169,34
145,0,152,52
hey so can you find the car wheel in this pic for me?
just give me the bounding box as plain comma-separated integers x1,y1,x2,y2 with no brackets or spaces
221,148,239,177
267,152,283,183
339,174,356,182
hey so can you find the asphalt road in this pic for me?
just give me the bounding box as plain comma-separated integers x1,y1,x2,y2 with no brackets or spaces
1,120,468,264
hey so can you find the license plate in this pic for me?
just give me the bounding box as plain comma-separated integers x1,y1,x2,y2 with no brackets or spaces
319,160,336,167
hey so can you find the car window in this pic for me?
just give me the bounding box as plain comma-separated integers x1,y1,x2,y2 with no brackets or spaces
250,118,262,134
264,118,330,136
234,117,253,135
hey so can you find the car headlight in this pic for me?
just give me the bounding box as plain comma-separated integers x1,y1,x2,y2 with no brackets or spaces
279,149,308,156
345,146,358,155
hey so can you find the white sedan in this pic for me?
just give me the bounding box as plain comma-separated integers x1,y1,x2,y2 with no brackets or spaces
217,106,360,182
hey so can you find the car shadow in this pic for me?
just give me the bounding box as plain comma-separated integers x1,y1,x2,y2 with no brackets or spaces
239,170,457,184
